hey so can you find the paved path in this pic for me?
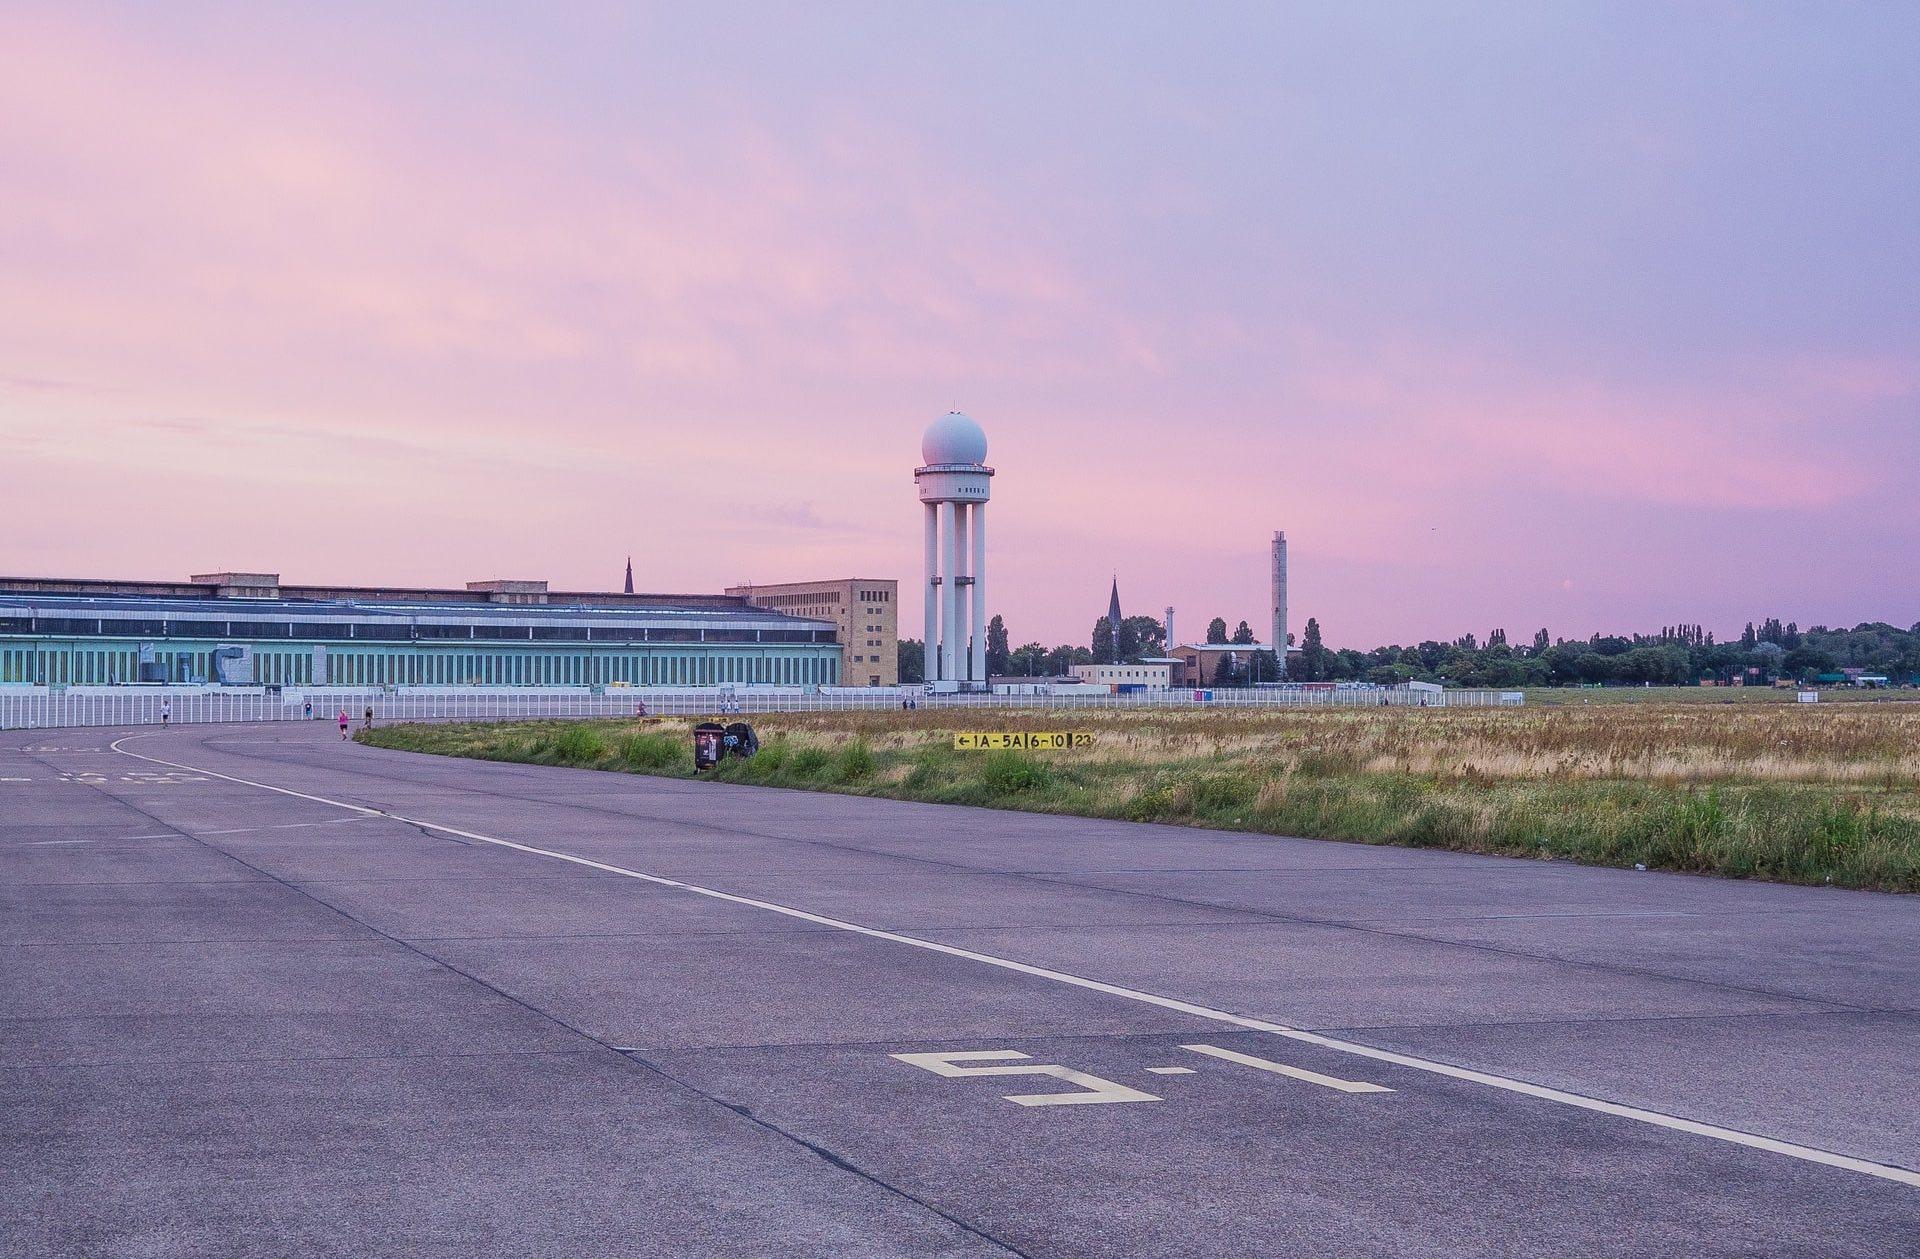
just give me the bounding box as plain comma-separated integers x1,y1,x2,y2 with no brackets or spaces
3,722,1915,1257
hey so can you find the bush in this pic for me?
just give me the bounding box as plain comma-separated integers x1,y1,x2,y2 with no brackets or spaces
904,748,953,790
619,731,681,770
982,750,1050,795
833,739,876,782
1186,773,1259,818
1810,801,1866,871
788,746,831,777
553,725,607,763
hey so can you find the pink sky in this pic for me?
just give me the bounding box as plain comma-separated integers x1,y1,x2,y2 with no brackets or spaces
3,5,1916,648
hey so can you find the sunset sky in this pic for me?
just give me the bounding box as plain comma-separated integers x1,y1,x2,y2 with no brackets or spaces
3,4,1915,649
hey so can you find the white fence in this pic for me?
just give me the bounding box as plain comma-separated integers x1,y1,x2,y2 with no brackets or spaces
0,684,1520,731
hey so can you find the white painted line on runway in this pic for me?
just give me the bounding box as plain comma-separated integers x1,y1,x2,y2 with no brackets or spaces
1145,1066,1196,1075
199,818,382,839
1183,1043,1392,1094
108,733,1920,1190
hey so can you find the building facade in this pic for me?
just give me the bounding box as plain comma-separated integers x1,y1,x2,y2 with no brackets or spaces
726,578,898,686
1166,642,1300,687
0,572,840,688
1070,662,1172,689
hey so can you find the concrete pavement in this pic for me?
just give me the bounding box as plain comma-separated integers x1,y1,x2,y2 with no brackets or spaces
2,721,1915,1256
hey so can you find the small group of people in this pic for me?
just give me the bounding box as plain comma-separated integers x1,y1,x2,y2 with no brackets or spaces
154,699,371,738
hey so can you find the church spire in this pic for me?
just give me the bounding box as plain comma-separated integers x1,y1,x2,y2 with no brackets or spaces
1107,576,1122,663
623,556,634,595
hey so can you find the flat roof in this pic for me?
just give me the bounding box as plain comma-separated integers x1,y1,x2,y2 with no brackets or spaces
0,574,751,612
727,578,898,588
0,590,832,631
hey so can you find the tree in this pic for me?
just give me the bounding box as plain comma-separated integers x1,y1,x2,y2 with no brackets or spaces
994,615,1920,692
1300,617,1327,681
1783,645,1836,678
896,639,924,684
1091,617,1115,663
1044,643,1093,675
1231,620,1256,645
1120,615,1164,661
985,615,1010,677
1008,641,1048,676
1206,617,1229,644
1211,654,1240,685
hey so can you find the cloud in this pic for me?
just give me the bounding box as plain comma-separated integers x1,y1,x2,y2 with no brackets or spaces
1288,335,1874,511
1,6,1914,645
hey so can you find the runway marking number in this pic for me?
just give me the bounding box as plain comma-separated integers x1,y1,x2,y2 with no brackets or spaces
1183,1043,1393,1094
890,1051,1160,1107
891,1044,1392,1108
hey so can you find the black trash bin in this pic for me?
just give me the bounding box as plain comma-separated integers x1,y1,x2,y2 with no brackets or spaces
723,722,758,759
692,722,726,771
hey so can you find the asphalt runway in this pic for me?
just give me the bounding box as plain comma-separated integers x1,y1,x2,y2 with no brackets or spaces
3,721,1915,1257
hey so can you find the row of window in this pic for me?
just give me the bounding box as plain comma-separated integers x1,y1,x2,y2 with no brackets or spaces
756,590,842,608
0,618,831,644
0,646,839,688
750,587,891,610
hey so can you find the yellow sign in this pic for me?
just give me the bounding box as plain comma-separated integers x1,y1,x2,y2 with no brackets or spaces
952,732,1095,751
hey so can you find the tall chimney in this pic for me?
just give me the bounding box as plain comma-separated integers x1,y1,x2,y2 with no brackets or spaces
1271,531,1289,678
1164,606,1175,652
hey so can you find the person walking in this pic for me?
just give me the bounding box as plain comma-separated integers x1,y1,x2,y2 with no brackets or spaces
363,706,374,730
338,708,350,740
160,699,170,727
303,701,313,720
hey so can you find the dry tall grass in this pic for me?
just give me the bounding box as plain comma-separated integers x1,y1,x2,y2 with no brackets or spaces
361,702,1920,891
770,705,1920,787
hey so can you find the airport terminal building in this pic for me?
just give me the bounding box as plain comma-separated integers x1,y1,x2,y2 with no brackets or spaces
0,572,842,688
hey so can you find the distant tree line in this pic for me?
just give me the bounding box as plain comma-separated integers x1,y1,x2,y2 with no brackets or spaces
1297,619,1920,688
899,615,1920,687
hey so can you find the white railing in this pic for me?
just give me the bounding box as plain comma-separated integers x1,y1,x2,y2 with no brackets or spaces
0,684,1518,731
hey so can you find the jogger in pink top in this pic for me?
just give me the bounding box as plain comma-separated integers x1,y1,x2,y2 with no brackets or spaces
338,709,350,739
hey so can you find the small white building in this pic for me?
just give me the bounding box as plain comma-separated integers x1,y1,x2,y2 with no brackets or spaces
1071,662,1172,689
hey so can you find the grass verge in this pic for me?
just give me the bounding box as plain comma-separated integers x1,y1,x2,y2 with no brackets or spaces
358,705,1920,892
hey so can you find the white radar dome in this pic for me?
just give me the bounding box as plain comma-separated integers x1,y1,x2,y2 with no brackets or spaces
922,411,988,466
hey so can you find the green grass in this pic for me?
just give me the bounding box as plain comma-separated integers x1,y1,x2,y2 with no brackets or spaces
359,706,1920,892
